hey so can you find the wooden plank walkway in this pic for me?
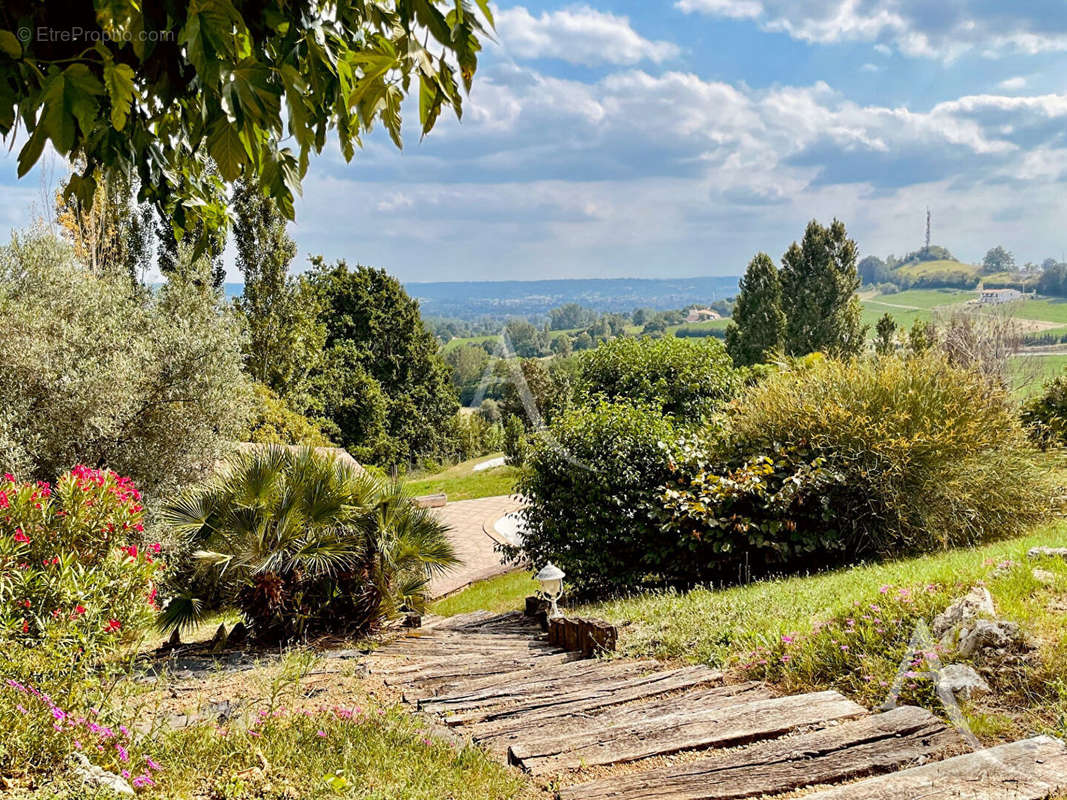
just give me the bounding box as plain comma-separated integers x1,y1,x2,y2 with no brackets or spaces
366,612,1067,799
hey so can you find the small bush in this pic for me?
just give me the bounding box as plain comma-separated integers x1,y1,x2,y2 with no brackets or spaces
502,414,526,467
665,353,1052,573
0,467,161,655
509,402,682,596
163,447,458,642
576,336,740,419
243,383,334,447
1021,374,1067,447
443,412,503,463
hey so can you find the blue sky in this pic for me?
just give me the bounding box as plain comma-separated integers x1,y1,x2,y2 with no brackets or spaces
3,1,1067,281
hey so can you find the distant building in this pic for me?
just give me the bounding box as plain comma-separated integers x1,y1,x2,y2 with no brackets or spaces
978,288,1022,304
685,308,721,323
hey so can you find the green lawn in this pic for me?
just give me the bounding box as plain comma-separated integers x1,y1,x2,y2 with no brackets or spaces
404,454,519,501
1006,297,1067,325
432,569,534,616
1010,353,1067,397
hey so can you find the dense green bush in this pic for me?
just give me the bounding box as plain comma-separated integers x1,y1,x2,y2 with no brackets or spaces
516,353,1052,596
502,414,527,467
665,353,1052,573
443,412,503,462
576,336,739,419
1021,374,1067,447
163,447,457,642
0,231,251,494
508,401,681,596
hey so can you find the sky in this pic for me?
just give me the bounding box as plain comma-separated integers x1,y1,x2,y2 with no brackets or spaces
2,1,1067,282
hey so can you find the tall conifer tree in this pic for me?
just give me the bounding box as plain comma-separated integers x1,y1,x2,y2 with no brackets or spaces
725,252,786,366
780,219,865,356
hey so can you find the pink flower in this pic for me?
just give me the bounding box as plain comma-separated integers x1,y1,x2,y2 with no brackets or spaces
105,619,122,633
0,491,8,509
145,757,160,771
75,605,86,615
317,730,327,737
781,634,794,644
116,744,129,762
13,529,29,543
879,585,890,594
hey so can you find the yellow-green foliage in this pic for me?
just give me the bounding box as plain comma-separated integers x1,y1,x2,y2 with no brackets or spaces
729,352,1053,553
242,383,333,447
894,259,980,280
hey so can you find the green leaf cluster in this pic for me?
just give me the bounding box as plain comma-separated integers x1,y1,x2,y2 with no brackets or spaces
1,0,491,248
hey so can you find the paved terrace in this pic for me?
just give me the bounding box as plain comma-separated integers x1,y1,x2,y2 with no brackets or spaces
428,495,524,598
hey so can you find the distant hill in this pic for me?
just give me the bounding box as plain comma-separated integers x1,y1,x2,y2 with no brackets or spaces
404,276,740,320
894,260,979,281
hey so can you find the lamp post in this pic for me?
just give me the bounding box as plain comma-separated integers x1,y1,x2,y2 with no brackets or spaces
534,562,565,619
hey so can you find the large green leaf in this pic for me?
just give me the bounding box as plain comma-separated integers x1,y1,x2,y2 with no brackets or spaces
103,61,135,130
0,29,21,59
206,119,251,180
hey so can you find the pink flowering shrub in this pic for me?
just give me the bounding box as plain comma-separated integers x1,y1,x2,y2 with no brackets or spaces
0,467,163,654
738,583,949,708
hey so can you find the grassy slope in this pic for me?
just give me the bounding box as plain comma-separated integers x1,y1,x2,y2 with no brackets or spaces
404,454,519,501
436,522,1067,742
893,259,981,280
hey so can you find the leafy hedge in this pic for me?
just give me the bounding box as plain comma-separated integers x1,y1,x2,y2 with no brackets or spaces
576,336,740,419
508,401,683,596
515,353,1052,596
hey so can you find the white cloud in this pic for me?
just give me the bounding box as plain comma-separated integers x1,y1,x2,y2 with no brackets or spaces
998,76,1027,91
861,63,881,72
494,6,681,66
674,0,1067,59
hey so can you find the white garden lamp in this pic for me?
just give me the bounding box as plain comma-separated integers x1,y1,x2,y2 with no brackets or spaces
535,562,565,618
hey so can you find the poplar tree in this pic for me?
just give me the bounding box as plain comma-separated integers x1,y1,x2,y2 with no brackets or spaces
233,179,324,399
725,252,786,366
780,219,865,357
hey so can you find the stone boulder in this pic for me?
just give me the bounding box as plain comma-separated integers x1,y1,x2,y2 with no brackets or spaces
937,664,990,700
68,752,134,796
956,618,1025,658
932,586,995,640
1028,546,1067,560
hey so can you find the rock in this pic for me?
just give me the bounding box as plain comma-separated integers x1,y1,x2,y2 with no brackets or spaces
937,664,990,700
226,621,249,645
956,618,1025,658
402,612,422,628
932,586,995,639
1029,546,1067,560
68,752,134,796
1033,568,1058,585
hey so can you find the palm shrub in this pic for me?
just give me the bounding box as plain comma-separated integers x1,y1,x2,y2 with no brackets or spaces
162,447,457,642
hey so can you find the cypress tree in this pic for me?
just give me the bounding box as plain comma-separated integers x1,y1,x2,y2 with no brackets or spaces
725,252,786,366
874,312,897,355
780,219,865,357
